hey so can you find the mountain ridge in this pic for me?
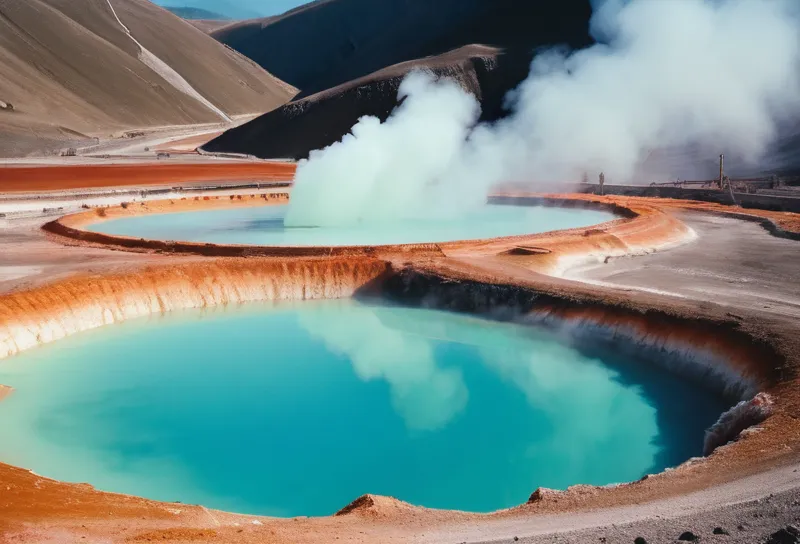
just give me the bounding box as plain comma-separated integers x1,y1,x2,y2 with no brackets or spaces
203,0,592,160
0,0,297,157
164,6,229,20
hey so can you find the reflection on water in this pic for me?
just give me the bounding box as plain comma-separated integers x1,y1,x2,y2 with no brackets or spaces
0,300,730,516
297,303,468,431
302,302,670,480
86,204,616,247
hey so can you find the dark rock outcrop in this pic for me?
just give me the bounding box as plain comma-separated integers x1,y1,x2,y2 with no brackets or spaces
766,526,800,544
202,45,536,159
335,494,375,516
703,392,774,455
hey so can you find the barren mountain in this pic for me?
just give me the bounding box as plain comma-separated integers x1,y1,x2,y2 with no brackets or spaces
187,19,232,33
153,0,262,20
212,0,592,98
202,0,592,160
0,0,297,157
164,6,227,19
202,45,535,159
165,6,233,33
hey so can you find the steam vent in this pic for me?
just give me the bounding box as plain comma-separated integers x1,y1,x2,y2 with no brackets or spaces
1,0,800,543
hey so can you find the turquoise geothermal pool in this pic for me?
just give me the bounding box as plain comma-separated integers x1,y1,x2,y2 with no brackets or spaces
85,203,617,246
0,300,730,516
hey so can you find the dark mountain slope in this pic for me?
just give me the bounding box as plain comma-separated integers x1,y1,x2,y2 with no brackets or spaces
187,19,231,33
202,0,593,160
212,0,592,97
202,45,536,159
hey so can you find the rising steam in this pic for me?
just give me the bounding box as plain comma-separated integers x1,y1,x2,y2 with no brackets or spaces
286,0,800,227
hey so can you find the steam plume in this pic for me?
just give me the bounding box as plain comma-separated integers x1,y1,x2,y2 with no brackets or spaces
286,0,800,227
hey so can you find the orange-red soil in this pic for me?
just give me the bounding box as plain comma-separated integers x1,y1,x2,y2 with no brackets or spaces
64,193,291,229
0,162,296,193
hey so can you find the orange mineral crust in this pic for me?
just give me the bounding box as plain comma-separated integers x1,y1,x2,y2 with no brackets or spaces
1,193,800,543
43,193,800,274
0,257,389,359
43,195,691,269
58,193,290,230
0,161,296,193
439,195,694,275
38,191,800,303
542,192,800,235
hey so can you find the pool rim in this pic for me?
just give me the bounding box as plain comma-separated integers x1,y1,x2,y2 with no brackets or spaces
0,253,791,524
40,194,687,277
0,295,744,516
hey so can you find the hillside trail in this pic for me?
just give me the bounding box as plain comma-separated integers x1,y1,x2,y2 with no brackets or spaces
104,0,233,123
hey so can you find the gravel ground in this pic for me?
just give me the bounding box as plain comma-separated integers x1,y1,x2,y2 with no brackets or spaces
515,486,800,544
567,212,800,318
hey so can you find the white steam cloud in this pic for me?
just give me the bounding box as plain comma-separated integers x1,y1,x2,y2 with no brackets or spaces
286,0,800,227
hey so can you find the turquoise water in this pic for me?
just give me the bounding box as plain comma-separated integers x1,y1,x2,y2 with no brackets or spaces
86,204,616,246
0,300,729,516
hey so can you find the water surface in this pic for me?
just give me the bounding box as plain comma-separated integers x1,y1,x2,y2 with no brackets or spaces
0,300,729,516
86,204,616,246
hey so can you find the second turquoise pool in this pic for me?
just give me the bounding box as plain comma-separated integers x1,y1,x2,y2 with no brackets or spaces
0,299,730,517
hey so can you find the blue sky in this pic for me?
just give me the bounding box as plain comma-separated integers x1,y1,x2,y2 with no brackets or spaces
153,0,309,18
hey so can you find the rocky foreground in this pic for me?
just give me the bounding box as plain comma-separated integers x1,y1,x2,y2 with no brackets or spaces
515,484,799,544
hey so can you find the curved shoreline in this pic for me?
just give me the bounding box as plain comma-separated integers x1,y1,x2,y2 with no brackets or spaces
0,260,796,515
42,194,693,276
1,193,798,543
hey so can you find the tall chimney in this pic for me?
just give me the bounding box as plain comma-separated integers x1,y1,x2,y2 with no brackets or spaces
719,154,725,188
